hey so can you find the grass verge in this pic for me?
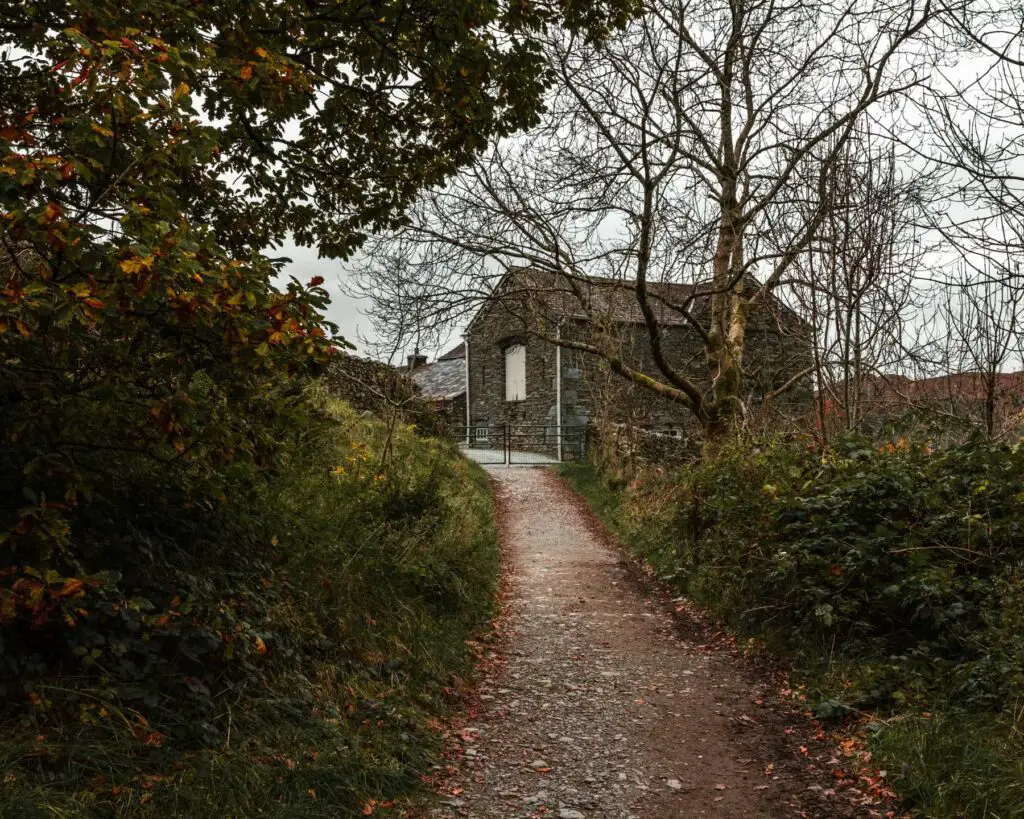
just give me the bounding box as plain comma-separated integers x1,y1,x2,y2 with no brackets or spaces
0,394,499,817
561,445,1024,819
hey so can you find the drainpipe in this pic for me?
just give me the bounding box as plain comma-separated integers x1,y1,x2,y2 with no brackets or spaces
555,322,563,462
463,335,471,446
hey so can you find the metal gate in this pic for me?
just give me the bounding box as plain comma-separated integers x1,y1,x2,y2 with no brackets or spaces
448,424,585,466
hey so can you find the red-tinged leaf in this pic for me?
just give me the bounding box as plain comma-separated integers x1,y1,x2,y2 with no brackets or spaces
40,202,62,223
58,578,85,598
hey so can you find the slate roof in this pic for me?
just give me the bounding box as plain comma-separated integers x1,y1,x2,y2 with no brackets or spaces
411,357,465,400
468,268,715,331
567,278,708,326
438,342,465,360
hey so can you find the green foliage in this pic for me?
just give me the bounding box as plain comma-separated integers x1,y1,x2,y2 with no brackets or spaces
569,438,1024,710
0,393,498,815
564,435,1024,815
2,0,636,812
869,710,1024,818
2,0,634,260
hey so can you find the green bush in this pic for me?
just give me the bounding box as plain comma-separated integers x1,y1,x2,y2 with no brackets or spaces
569,438,1024,710
869,710,1024,818
0,392,498,816
564,435,1024,816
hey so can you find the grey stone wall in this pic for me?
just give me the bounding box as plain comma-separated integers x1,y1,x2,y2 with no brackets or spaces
466,302,559,432
466,294,813,440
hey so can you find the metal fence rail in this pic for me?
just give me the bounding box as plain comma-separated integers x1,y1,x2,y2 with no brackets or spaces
447,424,585,466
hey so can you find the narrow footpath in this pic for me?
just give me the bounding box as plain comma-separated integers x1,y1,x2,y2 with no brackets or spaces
428,468,890,819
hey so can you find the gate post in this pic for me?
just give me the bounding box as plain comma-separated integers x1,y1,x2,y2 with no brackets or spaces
503,423,509,466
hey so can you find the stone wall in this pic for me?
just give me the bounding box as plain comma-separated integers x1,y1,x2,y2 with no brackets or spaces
323,353,446,437
466,288,814,441
466,302,560,432
586,423,701,471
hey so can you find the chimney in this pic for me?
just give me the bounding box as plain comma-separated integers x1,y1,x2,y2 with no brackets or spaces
407,350,428,370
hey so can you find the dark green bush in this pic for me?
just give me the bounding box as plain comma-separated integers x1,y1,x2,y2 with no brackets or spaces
0,392,498,816
570,437,1024,711
564,435,1024,816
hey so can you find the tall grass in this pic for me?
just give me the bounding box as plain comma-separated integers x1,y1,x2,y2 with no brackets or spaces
871,709,1024,818
0,393,498,816
562,437,1024,818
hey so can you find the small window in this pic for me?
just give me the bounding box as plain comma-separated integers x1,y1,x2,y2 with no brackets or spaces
505,344,526,402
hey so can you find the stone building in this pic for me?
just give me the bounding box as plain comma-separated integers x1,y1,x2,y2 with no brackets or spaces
462,269,812,452
408,344,467,428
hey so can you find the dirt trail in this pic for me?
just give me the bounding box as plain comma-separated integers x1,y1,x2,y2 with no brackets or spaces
428,468,881,818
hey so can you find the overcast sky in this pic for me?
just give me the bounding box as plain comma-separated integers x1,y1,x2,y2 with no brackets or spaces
273,239,373,351
274,239,463,364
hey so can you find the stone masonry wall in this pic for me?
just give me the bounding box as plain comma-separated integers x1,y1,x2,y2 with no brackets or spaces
467,293,813,441
467,302,559,432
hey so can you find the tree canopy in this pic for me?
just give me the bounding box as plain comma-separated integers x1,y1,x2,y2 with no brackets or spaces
0,0,632,802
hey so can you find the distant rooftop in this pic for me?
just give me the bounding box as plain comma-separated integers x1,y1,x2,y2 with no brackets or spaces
411,357,465,401
437,342,465,360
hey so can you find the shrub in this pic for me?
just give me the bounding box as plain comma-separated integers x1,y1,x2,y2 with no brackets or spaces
0,392,498,816
564,435,1024,815
571,438,1024,710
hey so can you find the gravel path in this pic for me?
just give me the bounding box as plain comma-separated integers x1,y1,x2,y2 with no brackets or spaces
427,468,887,818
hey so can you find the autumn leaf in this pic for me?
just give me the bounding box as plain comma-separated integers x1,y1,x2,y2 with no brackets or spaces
58,578,85,598
240,64,254,80
120,255,154,274
40,202,62,224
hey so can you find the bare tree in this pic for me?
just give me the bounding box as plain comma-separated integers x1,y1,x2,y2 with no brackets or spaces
936,256,1023,438
352,0,946,447
788,131,927,444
